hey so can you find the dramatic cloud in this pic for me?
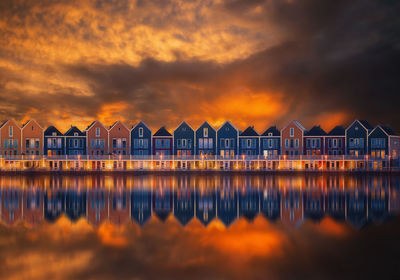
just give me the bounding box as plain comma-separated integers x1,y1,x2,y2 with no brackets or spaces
0,0,398,132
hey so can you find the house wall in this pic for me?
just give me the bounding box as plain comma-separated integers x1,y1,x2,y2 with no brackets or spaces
346,121,368,156
174,123,195,156
0,120,21,156
152,137,173,156
87,122,109,156
239,136,259,156
260,136,280,157
368,127,388,158
195,122,216,156
131,123,152,156
281,122,303,156
324,136,345,155
22,121,43,155
109,122,130,155
217,123,238,157
303,136,325,155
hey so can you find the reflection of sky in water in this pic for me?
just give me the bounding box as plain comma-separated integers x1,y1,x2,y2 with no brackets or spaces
0,174,399,279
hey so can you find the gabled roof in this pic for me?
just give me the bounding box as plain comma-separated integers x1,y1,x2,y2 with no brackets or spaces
44,126,63,136
327,126,345,136
281,120,306,132
85,120,107,131
196,121,216,132
0,119,21,129
153,126,172,137
21,119,43,130
346,119,373,132
304,126,326,136
239,126,259,137
64,126,85,136
173,121,194,133
109,120,129,131
217,121,238,132
381,125,397,136
261,126,280,136
131,121,151,132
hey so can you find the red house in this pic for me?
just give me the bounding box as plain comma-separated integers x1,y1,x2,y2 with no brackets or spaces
281,120,306,156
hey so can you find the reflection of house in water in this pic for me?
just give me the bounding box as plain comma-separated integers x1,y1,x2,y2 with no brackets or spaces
368,185,389,224
44,190,65,222
87,189,109,226
131,189,152,226
281,190,304,227
346,189,368,228
110,190,130,225
174,188,194,226
260,188,281,222
389,186,400,215
217,187,238,227
195,188,216,226
65,190,87,222
239,188,260,222
303,189,325,222
153,188,172,222
326,190,346,221
23,189,44,225
1,188,23,225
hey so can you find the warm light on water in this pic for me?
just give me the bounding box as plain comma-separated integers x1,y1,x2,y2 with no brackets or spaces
0,173,399,279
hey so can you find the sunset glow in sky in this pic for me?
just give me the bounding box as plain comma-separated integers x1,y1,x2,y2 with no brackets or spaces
0,0,398,132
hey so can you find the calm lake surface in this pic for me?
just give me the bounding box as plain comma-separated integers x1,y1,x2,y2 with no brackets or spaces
0,173,400,280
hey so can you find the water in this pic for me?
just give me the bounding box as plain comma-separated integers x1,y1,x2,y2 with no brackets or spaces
0,174,399,279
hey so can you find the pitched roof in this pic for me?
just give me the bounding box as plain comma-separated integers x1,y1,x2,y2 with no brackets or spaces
304,126,326,136
261,126,280,136
85,120,106,131
64,126,85,136
153,126,172,137
0,119,20,129
381,125,397,136
293,121,306,131
44,126,63,136
359,120,373,130
196,121,216,132
240,126,259,136
327,126,345,136
132,121,151,132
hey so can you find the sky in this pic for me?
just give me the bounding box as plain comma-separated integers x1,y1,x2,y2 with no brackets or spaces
0,0,399,133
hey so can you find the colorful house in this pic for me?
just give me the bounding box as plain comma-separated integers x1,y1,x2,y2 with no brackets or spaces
152,126,173,156
239,126,259,156
21,119,43,155
108,121,130,156
303,126,326,156
281,120,306,156
195,121,216,156
173,121,195,158
260,126,280,158
325,189,345,221
368,125,399,159
44,126,65,156
86,120,108,156
217,121,238,158
345,120,373,156
325,126,345,156
64,126,86,155
131,121,152,156
0,119,21,157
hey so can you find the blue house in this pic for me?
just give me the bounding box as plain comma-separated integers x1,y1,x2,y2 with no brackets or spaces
64,126,86,156
195,189,216,226
345,120,373,156
152,127,173,156
44,126,65,156
152,188,172,222
131,121,152,156
368,125,396,159
65,190,87,222
173,121,194,157
346,189,368,228
260,126,280,158
131,189,152,226
217,121,238,158
173,188,195,226
239,126,259,156
303,190,325,222
195,121,216,156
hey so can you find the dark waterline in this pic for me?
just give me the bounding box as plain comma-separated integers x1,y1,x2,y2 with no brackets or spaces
0,173,400,280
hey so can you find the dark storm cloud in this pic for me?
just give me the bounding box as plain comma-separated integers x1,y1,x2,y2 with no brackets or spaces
0,0,398,131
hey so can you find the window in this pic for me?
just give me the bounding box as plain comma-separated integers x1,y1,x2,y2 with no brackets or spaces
182,139,187,148
113,139,117,148
74,132,78,136
26,139,30,148
204,128,208,138
139,127,143,137
268,132,272,136
74,139,78,148
9,126,13,137
35,139,40,149
52,132,57,136
247,139,251,148
4,140,8,148
295,139,299,148
199,138,204,149
225,139,229,149
122,138,127,148
290,128,294,137
285,139,289,148
208,138,213,149
96,127,100,137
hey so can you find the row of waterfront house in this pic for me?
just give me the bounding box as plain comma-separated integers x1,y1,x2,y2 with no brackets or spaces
0,119,399,159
